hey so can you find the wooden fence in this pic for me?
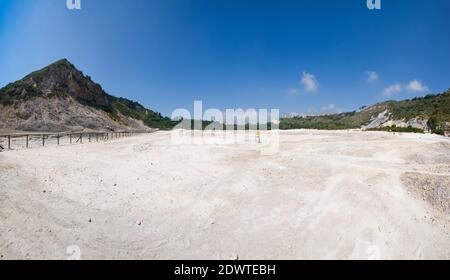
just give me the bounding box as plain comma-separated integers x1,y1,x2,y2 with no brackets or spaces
0,131,146,151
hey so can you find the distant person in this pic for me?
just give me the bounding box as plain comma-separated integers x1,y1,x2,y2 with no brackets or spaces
256,130,261,144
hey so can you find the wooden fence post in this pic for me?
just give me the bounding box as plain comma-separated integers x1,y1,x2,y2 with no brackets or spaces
26,135,29,148
8,135,11,150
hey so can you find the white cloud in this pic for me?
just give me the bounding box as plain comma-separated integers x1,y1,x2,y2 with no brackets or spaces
288,104,342,117
382,83,402,97
287,88,299,95
321,104,336,111
300,72,319,92
321,104,343,114
407,79,429,93
283,112,304,118
366,71,379,82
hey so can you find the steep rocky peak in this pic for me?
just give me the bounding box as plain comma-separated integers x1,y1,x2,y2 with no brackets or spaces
24,59,86,86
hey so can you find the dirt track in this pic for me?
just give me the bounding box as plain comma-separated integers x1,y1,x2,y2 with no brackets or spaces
0,130,449,259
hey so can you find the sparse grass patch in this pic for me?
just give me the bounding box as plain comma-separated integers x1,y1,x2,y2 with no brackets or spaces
367,125,424,133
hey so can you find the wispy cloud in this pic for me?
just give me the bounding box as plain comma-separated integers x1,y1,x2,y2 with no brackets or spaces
284,104,343,118
300,72,319,92
381,79,429,97
382,83,402,97
366,71,379,83
321,104,336,111
287,88,299,95
407,79,429,93
319,103,343,114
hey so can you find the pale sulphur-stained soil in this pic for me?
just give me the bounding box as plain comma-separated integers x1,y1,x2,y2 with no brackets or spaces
0,130,449,259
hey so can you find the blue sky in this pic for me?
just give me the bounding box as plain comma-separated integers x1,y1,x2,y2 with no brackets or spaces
1,0,449,116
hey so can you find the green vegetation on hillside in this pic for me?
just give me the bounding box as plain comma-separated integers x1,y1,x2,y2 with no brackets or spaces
111,98,177,130
280,112,360,130
280,90,450,134
390,93,450,120
367,125,424,134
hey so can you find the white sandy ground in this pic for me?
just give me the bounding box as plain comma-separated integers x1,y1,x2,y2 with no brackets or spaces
0,130,449,260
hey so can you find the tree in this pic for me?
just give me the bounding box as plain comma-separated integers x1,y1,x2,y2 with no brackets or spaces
427,117,438,132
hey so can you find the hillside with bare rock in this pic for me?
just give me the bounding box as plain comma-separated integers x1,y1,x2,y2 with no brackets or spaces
0,59,176,132
280,90,450,135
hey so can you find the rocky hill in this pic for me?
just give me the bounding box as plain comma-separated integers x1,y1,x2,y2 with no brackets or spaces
0,59,176,132
280,90,450,135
